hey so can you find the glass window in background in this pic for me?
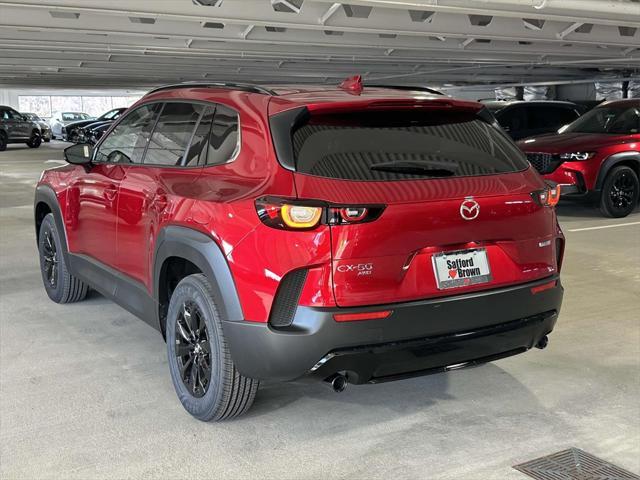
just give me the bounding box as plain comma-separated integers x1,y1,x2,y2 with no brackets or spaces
18,96,52,118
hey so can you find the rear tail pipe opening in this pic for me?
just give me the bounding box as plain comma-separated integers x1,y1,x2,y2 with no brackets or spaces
536,335,549,350
324,373,348,393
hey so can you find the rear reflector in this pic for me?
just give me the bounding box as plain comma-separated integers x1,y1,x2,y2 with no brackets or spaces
530,280,557,295
333,310,393,322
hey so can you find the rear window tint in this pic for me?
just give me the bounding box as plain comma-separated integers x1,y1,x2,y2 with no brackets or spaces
292,110,529,181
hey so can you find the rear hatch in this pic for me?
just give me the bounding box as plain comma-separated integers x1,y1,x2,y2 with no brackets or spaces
273,101,558,307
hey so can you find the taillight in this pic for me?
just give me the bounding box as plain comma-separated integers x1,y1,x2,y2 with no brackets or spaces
327,206,384,225
281,204,322,228
532,184,561,207
256,197,384,230
256,198,323,230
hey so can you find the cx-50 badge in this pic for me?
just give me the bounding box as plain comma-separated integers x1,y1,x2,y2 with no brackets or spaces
337,263,373,276
460,197,480,220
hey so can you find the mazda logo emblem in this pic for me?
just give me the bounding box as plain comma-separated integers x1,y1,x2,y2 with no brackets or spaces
460,197,480,220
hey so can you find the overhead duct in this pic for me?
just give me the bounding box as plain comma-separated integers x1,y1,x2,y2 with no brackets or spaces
595,81,623,100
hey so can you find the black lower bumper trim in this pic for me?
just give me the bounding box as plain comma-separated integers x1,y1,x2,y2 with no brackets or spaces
308,311,556,384
223,276,563,382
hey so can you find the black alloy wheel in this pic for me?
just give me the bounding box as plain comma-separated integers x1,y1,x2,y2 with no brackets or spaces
41,228,58,289
174,301,212,398
38,213,88,303
27,131,41,148
600,165,639,218
0,132,7,151
166,274,259,421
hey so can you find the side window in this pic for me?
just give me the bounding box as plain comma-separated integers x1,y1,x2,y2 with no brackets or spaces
553,107,580,126
527,106,554,130
144,102,204,166
184,107,214,166
94,104,159,164
205,104,240,165
498,107,526,132
3,109,17,120
608,107,640,134
0,109,9,120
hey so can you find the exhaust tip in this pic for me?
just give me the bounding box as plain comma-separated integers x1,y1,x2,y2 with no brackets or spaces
536,335,549,350
325,373,348,393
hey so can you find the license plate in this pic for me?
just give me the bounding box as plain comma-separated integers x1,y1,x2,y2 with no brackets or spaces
432,248,492,290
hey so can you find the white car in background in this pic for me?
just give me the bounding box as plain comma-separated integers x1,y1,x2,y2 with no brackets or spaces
48,111,94,140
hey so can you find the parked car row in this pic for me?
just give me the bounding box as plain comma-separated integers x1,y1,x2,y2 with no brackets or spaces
0,105,43,151
62,108,127,143
48,111,94,140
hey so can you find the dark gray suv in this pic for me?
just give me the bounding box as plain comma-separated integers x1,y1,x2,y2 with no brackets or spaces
0,106,42,151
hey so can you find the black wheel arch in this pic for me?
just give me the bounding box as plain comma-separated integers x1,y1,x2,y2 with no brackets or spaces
34,185,69,262
154,226,244,335
595,151,640,191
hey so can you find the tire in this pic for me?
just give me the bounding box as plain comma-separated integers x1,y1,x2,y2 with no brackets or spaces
38,213,88,303
0,132,6,151
27,131,42,148
599,165,639,218
166,273,259,421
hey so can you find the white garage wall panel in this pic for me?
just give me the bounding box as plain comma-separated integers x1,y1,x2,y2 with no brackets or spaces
1,88,144,117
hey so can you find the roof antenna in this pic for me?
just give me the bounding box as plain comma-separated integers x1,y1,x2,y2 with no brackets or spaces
339,75,363,94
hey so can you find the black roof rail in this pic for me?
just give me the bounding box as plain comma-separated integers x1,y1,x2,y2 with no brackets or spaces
147,81,277,96
364,84,444,96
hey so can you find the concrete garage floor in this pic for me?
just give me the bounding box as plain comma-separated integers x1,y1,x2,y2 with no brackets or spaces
1,142,639,480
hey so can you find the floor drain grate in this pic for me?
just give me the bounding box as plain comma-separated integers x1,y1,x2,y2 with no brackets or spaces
514,448,639,480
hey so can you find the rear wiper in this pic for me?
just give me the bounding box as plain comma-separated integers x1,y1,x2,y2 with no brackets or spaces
370,161,456,177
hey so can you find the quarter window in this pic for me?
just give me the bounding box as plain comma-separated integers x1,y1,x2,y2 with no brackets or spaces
94,104,159,164
205,104,239,165
144,103,204,166
184,107,215,166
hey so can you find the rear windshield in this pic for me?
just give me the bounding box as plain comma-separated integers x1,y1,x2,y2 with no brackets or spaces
292,110,529,181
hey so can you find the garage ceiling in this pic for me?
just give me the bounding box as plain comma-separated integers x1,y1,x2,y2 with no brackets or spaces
0,0,639,88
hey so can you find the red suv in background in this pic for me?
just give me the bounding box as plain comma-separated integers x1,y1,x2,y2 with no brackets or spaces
35,79,564,421
518,99,640,217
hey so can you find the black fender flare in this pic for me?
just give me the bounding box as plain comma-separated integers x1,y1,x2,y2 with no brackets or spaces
34,185,69,261
595,151,640,191
153,226,244,324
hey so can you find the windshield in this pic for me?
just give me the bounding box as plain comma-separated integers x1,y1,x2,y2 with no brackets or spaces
291,110,529,181
564,105,640,134
62,112,90,121
100,109,121,120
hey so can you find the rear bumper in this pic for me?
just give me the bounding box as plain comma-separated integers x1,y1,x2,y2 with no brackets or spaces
224,276,562,383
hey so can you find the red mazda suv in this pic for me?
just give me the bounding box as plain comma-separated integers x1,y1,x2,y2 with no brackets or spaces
518,99,640,218
35,79,564,421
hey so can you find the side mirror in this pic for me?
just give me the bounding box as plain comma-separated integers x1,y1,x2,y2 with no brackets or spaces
64,143,93,165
